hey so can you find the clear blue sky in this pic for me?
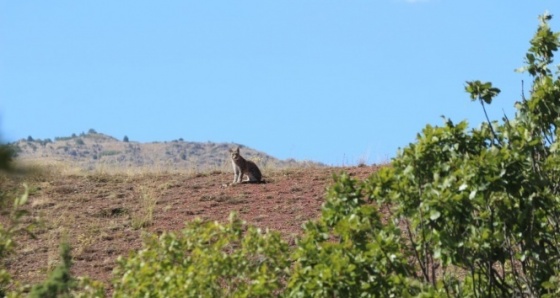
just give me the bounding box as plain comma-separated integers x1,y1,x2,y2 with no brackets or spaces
1,1,559,166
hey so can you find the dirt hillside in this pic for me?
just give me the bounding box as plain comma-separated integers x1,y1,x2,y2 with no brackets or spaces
1,164,378,293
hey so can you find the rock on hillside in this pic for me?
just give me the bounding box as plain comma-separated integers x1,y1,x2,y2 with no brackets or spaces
13,132,322,172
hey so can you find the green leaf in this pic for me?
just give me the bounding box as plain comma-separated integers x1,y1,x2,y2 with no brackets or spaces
429,210,441,220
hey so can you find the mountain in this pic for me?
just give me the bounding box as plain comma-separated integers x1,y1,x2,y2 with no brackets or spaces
12,131,323,172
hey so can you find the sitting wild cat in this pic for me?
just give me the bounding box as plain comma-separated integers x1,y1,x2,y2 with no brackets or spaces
229,147,263,184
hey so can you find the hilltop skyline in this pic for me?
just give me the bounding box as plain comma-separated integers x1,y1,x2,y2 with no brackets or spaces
14,130,324,173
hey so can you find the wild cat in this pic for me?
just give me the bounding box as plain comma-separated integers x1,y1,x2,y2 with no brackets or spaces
229,147,263,184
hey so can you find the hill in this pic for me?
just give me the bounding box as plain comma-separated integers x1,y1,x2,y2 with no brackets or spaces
1,164,377,294
12,131,323,173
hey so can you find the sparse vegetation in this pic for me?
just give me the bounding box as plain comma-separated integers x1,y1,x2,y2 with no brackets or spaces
54,136,73,142
130,186,158,229
13,132,319,174
98,150,120,157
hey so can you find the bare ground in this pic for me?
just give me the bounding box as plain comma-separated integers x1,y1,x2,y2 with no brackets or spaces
0,165,379,293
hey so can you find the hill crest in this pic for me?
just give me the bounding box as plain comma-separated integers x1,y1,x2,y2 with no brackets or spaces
13,131,323,172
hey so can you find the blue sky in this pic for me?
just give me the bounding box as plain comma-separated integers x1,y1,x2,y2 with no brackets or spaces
1,1,560,166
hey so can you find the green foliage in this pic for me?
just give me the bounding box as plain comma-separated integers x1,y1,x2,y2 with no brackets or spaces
0,135,24,295
29,243,75,298
123,135,129,142
360,12,560,297
465,80,501,104
0,145,15,172
27,243,105,298
288,173,424,297
113,213,290,297
517,13,560,77
0,186,30,296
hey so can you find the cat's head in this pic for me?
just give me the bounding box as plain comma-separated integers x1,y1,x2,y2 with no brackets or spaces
229,147,240,159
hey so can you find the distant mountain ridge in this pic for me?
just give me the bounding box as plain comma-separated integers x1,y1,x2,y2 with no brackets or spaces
12,131,323,172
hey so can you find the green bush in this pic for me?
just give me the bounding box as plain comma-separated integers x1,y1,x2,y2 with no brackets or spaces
26,243,104,298
287,173,425,297
28,243,76,298
363,12,560,297
113,214,290,297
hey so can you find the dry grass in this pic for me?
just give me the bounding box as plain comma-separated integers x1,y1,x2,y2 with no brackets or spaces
131,186,158,229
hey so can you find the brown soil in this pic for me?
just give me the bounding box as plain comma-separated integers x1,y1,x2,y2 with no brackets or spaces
1,165,379,293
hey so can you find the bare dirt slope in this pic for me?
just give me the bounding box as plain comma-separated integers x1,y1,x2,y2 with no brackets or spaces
1,165,378,292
